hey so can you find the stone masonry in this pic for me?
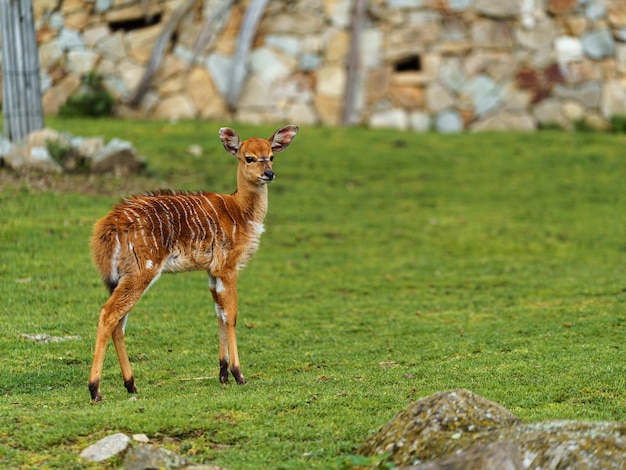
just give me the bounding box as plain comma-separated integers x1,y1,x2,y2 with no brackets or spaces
3,0,626,132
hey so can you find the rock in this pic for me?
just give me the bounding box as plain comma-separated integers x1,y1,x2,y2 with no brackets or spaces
389,86,425,109
410,441,524,470
124,444,227,470
316,65,347,98
359,389,626,469
39,40,64,70
409,111,431,132
0,137,13,158
97,32,127,62
249,47,293,86
608,2,626,27
425,83,455,113
206,53,234,97
474,0,519,18
534,98,566,128
461,75,502,116
434,109,464,133
42,74,82,115
187,67,219,111
470,111,536,131
57,28,85,51
471,19,514,49
368,108,409,130
581,28,616,59
555,36,584,65
547,0,577,16
82,24,110,47
3,143,62,174
66,50,98,75
314,94,342,126
20,333,81,343
439,58,465,94
601,80,626,118
89,138,145,175
286,102,318,126
553,82,602,108
80,433,131,462
72,136,106,159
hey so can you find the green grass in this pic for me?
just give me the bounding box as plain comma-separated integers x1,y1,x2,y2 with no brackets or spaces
1,119,626,468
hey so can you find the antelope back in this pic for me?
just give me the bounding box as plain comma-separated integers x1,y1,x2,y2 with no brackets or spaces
91,190,256,290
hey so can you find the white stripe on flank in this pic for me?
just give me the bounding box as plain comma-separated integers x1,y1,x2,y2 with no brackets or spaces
111,233,121,283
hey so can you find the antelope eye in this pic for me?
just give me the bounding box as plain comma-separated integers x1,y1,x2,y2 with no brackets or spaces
245,156,255,164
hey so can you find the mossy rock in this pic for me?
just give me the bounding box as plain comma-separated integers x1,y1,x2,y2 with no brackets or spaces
359,389,626,468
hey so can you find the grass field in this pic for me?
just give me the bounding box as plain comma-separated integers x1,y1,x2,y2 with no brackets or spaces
1,119,625,469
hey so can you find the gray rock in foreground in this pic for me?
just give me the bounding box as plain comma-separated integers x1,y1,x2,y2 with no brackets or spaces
359,389,626,468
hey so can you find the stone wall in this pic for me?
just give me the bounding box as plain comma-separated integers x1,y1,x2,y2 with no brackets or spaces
5,0,626,131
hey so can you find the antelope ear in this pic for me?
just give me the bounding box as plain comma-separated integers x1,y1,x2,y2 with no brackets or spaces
269,125,299,153
219,127,241,156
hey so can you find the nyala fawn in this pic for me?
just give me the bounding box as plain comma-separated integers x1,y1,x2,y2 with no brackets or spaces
88,125,298,402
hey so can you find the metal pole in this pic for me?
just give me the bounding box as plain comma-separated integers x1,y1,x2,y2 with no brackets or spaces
1,0,43,141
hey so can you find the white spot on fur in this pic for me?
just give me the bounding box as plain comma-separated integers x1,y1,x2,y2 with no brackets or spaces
146,259,153,270
111,233,121,283
120,313,130,333
215,304,227,323
215,277,225,293
250,221,265,235
208,276,216,290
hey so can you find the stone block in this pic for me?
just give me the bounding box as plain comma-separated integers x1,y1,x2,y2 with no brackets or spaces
186,67,218,110
126,24,161,64
475,0,519,18
608,2,626,27
366,67,391,103
42,74,81,114
314,94,342,126
66,50,98,75
105,3,161,23
249,47,293,86
582,28,616,60
601,80,626,118
83,25,110,47
316,65,346,98
435,109,464,133
286,102,318,126
470,111,536,131
96,32,126,62
389,85,425,109
368,108,409,130
152,94,196,120
39,40,64,70
471,19,514,49
425,82,455,113
409,111,431,132
547,0,577,15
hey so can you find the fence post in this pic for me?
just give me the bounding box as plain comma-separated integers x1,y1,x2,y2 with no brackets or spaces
0,0,44,141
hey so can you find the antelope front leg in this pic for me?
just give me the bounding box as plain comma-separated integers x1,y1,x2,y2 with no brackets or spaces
209,274,247,385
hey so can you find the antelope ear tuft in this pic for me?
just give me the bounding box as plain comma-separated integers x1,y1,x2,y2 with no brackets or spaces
219,127,241,156
269,125,299,153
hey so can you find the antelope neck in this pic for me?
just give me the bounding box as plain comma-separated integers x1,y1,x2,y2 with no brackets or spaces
233,177,269,224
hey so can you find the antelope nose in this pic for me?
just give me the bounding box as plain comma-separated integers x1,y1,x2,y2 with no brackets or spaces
264,169,275,180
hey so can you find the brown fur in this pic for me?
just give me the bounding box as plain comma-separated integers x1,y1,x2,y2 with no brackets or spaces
88,125,298,402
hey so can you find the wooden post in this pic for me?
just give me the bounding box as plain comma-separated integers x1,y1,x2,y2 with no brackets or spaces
342,0,366,126
0,0,44,141
226,0,269,111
